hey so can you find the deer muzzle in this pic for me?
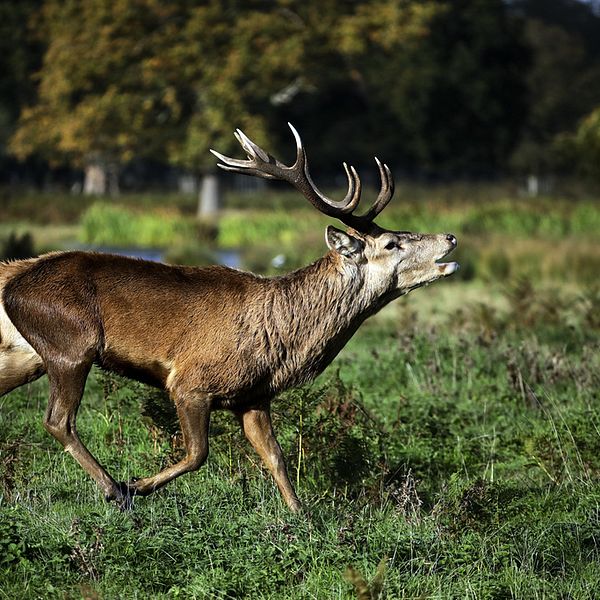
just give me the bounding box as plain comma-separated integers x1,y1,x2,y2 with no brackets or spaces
435,234,459,276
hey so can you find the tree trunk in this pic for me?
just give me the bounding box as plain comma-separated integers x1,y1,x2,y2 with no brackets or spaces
197,173,221,218
84,162,107,195
83,156,120,196
106,162,120,197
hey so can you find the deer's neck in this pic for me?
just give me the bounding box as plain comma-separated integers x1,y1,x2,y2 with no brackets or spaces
263,253,375,391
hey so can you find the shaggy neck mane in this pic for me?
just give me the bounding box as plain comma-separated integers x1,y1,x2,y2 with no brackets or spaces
258,252,374,390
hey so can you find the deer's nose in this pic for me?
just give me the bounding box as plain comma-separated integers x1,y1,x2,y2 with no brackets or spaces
446,234,457,247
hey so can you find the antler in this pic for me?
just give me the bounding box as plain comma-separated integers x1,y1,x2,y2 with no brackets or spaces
210,123,394,232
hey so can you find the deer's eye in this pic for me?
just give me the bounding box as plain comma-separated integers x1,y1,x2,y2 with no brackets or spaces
385,241,397,250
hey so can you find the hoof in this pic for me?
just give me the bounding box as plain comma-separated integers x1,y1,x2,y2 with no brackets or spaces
116,491,135,512
105,481,135,510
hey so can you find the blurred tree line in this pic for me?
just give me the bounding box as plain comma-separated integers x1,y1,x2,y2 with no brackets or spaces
1,0,600,200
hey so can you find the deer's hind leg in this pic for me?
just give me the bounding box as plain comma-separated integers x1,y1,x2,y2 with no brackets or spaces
43,359,129,503
0,344,45,396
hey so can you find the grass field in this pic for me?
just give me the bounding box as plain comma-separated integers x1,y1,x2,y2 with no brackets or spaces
1,188,600,598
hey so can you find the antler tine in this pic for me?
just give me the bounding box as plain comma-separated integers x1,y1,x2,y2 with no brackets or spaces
211,123,395,231
287,122,306,171
210,148,278,180
210,131,280,180
210,148,251,170
359,157,395,222
211,126,298,181
285,122,361,214
338,163,362,214
234,129,271,164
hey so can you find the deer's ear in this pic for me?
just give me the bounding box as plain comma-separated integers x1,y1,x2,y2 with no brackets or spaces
325,226,363,258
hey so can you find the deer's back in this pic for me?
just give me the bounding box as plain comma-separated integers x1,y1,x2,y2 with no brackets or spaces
2,252,271,400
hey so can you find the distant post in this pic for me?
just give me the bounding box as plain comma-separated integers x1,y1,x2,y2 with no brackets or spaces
198,173,221,218
526,174,539,197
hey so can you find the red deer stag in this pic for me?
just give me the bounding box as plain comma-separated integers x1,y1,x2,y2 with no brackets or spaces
0,125,458,512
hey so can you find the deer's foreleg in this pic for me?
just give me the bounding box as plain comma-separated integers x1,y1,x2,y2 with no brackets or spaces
125,394,211,497
236,403,301,512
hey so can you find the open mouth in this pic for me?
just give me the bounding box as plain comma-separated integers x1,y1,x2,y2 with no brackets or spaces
435,247,459,276
437,261,460,275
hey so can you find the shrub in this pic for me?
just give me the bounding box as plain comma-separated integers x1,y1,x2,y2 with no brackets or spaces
217,210,322,248
80,203,198,248
0,231,35,260
571,203,600,235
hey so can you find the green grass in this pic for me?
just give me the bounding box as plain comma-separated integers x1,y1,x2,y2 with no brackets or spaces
1,281,599,599
1,187,600,597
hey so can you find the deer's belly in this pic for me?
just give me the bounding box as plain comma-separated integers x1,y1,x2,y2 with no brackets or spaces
97,346,171,389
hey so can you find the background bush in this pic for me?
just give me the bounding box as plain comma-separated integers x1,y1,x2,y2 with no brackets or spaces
80,202,201,248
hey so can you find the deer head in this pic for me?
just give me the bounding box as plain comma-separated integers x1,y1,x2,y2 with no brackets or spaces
211,123,459,300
